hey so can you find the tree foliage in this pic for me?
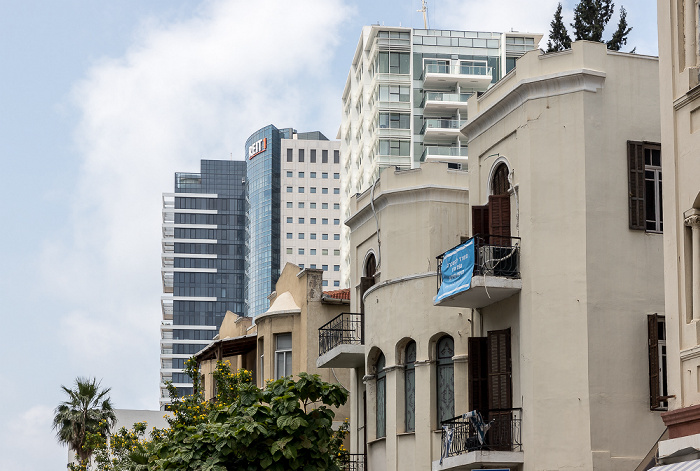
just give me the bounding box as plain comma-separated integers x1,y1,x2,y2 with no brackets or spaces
71,359,349,471
545,0,633,52
547,3,572,52
53,377,116,464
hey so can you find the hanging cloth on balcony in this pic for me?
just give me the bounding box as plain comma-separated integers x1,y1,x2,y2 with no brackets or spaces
439,424,453,465
436,238,475,303
463,410,491,446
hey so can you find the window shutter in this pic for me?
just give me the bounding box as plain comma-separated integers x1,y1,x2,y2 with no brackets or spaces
648,313,661,410
360,276,375,316
468,337,489,415
488,194,511,246
472,205,489,241
628,141,646,230
487,328,512,410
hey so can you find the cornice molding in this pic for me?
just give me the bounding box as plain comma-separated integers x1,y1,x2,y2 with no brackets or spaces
462,68,606,143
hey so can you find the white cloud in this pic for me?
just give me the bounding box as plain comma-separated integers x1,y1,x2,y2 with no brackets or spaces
0,405,65,471
40,0,350,407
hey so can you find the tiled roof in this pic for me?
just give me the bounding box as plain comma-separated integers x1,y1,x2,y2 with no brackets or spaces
323,288,351,300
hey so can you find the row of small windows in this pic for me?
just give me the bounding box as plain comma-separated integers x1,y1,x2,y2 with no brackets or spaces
286,148,341,164
175,213,244,225
174,310,241,326
174,258,243,269
285,171,340,179
174,228,245,241
286,202,339,210
172,329,217,340
174,286,243,299
173,343,206,355
174,300,241,313
285,217,340,225
174,243,239,255
286,186,341,194
174,272,238,285
175,197,244,211
286,233,341,240
286,248,340,258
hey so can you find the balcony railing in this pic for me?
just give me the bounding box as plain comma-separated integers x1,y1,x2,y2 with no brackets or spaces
319,312,364,356
422,92,472,107
423,63,492,77
421,146,468,162
341,453,365,471
421,118,465,134
440,408,522,460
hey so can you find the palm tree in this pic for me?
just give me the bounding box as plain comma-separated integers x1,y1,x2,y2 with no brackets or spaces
53,377,116,463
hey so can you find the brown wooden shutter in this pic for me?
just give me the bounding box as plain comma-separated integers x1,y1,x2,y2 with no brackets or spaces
648,313,661,410
468,337,489,415
628,141,646,230
360,276,375,315
472,205,489,242
488,194,511,246
487,328,512,410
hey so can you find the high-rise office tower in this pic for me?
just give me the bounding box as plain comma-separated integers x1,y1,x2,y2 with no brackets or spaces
338,26,542,287
160,160,247,408
160,127,341,406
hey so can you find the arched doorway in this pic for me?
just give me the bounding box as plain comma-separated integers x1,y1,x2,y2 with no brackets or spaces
472,161,512,245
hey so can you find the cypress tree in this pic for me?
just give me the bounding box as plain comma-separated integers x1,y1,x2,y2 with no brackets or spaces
547,3,573,52
606,5,632,51
571,0,613,42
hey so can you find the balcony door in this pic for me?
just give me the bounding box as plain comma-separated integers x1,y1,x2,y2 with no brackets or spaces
472,163,511,245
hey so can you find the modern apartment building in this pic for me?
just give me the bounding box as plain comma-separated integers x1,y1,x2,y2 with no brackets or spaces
338,26,542,287
652,0,700,466
160,160,247,407
160,127,341,407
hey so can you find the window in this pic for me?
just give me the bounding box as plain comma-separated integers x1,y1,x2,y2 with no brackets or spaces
334,188,340,195
322,265,328,271
378,84,410,102
322,172,328,179
310,202,316,209
298,218,304,224
286,248,292,254
298,202,304,208
310,264,316,269
310,172,317,178
286,171,293,177
286,186,293,193
298,187,304,193
628,141,662,232
436,336,455,425
322,150,328,163
323,234,329,240
334,219,340,225
310,218,316,224
298,248,304,255
286,202,293,208
322,188,329,194
334,281,340,287
299,149,304,162
648,314,668,410
275,333,292,379
322,280,328,286
334,150,340,164
334,173,340,179
310,149,316,163
378,51,410,74
334,249,340,256
286,217,293,223
322,249,328,256
379,112,410,129
310,233,317,240
286,233,292,239
322,203,328,209
405,341,417,432
259,339,264,384
298,233,304,239
334,265,340,271
287,149,293,162
310,249,316,255
299,264,304,269
334,234,340,240
379,139,410,156
298,171,304,178
322,218,328,225
334,203,340,210
310,187,317,193
376,353,386,438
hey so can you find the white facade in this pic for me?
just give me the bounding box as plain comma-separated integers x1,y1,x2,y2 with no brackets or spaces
338,26,543,287
280,136,343,289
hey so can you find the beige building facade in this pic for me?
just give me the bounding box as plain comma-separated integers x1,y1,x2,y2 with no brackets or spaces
654,0,700,466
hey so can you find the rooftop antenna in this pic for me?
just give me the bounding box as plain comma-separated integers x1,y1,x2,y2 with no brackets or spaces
418,0,428,29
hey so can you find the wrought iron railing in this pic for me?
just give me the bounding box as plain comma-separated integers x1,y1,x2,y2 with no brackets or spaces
437,234,521,292
341,453,365,471
440,408,522,459
318,312,364,356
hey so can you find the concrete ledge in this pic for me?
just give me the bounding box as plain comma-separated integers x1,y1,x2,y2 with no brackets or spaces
434,276,522,308
316,344,365,369
432,450,524,471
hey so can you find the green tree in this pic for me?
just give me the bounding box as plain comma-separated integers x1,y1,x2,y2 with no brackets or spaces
606,5,632,51
53,377,116,464
547,3,572,52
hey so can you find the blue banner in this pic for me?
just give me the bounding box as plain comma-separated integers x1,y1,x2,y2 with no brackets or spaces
435,238,475,303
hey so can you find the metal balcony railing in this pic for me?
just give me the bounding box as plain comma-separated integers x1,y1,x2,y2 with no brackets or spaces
437,235,521,292
421,118,466,134
341,453,365,471
420,146,468,162
423,63,492,77
440,408,522,459
318,312,364,356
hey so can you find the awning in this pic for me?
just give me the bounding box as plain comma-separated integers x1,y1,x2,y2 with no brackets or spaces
651,459,700,470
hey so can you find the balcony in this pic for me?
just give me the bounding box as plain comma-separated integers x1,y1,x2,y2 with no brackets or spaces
341,453,365,471
422,92,472,113
421,146,468,167
434,409,523,471
435,235,521,309
423,63,493,90
316,312,364,368
422,119,466,140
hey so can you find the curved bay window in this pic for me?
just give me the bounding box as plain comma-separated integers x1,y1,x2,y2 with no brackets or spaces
376,353,387,438
405,341,416,432
436,336,455,425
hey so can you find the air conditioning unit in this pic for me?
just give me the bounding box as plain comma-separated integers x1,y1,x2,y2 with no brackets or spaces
478,245,519,277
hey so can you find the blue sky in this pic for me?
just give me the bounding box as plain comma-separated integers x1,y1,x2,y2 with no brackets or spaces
0,0,658,469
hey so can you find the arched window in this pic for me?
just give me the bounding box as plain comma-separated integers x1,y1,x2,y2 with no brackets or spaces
492,163,509,196
365,252,377,278
405,341,416,432
436,336,455,425
376,353,386,438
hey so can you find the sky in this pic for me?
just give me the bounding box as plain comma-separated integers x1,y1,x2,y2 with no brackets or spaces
0,0,658,469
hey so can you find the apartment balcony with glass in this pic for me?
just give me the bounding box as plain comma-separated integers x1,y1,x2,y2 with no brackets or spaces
421,118,466,140
422,91,472,113
423,60,493,90
420,146,468,167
